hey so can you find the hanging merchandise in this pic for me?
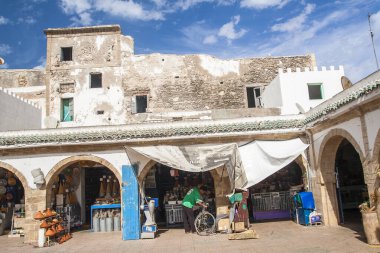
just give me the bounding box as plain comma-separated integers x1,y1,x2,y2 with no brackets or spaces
112,179,118,197
99,178,105,198
105,179,111,198
58,182,64,195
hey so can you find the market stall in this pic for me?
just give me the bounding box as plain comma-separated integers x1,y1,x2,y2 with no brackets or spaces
249,162,304,221
0,168,25,236
143,163,215,228
48,162,120,233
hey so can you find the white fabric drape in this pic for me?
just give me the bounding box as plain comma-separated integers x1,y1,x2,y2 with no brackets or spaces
239,139,309,189
125,138,308,191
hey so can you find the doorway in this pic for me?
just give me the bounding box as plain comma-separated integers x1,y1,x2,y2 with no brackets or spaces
335,139,368,224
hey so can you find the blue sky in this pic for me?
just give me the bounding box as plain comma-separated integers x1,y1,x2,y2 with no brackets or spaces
0,0,380,82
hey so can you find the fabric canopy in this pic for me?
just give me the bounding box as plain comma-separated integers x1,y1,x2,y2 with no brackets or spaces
125,143,246,190
239,139,309,189
125,138,308,191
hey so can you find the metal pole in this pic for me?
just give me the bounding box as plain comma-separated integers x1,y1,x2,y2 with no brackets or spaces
368,13,380,70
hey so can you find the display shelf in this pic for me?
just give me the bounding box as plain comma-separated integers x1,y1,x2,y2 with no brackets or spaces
90,203,121,231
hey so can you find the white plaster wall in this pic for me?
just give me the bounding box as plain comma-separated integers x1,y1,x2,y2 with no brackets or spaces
0,150,131,189
0,89,42,131
365,108,380,159
313,117,365,163
265,67,344,115
261,75,283,109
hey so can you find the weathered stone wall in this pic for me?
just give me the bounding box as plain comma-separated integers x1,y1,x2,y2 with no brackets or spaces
0,25,314,127
122,54,314,122
0,69,45,88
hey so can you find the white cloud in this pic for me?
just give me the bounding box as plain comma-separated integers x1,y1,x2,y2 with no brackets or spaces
0,16,9,25
33,57,46,70
60,0,91,14
218,15,247,41
94,0,164,21
18,16,37,24
0,63,9,69
271,3,315,32
70,12,93,26
181,22,218,49
240,0,290,9
203,35,218,44
0,44,11,55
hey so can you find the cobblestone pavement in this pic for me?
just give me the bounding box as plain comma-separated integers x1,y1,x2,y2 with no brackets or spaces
0,220,378,253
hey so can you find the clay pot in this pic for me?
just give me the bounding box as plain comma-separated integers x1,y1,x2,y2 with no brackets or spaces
45,208,53,217
57,224,65,232
45,228,55,237
52,218,59,224
7,177,16,186
51,210,57,216
34,211,45,220
40,220,49,228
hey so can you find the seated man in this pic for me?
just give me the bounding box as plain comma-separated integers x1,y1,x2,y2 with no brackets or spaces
182,185,208,233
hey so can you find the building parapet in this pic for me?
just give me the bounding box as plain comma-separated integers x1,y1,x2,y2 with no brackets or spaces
44,25,121,35
0,87,41,109
278,65,344,74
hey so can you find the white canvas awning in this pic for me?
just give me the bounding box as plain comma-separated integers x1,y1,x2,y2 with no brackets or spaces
125,138,308,191
239,139,309,188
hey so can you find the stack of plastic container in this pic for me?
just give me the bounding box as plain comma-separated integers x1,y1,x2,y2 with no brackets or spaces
294,192,315,225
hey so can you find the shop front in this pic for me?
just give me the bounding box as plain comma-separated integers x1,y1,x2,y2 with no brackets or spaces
40,160,122,245
122,138,309,240
0,167,25,237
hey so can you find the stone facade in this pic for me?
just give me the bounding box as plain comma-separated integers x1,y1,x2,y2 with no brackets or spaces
2,25,314,127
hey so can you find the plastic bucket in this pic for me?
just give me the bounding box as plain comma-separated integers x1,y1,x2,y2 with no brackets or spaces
106,217,113,232
113,216,121,231
100,218,106,232
93,217,100,232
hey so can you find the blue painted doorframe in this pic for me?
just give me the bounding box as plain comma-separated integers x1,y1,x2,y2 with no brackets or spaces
122,165,140,240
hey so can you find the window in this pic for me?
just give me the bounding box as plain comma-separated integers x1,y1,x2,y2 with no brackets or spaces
131,95,147,113
90,73,102,88
246,86,262,108
61,98,74,122
308,83,323,100
61,47,72,61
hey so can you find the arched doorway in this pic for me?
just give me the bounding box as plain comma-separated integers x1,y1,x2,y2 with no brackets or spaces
335,139,368,224
0,162,27,236
249,161,304,221
318,129,365,226
46,156,121,231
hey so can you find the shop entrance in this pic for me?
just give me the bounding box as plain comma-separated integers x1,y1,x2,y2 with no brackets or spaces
335,139,368,224
143,163,215,229
47,161,121,232
249,161,304,221
0,167,25,236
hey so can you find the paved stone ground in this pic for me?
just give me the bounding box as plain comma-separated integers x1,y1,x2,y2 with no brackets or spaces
0,220,379,253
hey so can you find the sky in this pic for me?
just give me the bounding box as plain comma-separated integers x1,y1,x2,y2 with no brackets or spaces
0,0,380,82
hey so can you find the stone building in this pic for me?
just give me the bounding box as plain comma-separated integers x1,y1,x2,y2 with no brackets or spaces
0,25,379,242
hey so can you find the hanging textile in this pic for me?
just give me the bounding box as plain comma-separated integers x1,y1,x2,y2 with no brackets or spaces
239,138,309,189
125,143,247,190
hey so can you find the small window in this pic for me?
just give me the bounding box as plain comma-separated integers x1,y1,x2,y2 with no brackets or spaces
246,86,262,108
90,73,102,88
308,83,323,100
131,95,147,114
61,47,72,61
61,98,74,122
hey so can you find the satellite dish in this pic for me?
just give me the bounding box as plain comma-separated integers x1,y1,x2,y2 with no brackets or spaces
341,76,352,90
0,58,4,65
44,116,59,128
295,103,306,114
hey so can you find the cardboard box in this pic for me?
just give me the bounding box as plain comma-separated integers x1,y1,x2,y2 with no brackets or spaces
217,206,229,215
232,222,245,232
217,218,230,231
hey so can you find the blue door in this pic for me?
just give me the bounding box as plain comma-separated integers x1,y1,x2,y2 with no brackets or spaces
122,165,140,240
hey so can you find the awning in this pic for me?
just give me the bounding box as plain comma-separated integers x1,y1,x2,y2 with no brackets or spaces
239,139,309,188
125,138,308,191
125,143,246,190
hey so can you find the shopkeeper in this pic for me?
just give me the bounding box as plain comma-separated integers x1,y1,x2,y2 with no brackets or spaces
182,185,208,233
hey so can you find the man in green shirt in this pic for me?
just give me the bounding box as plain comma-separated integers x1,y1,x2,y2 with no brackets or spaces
182,185,208,233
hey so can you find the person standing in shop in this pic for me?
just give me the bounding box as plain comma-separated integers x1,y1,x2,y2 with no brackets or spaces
182,184,208,234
